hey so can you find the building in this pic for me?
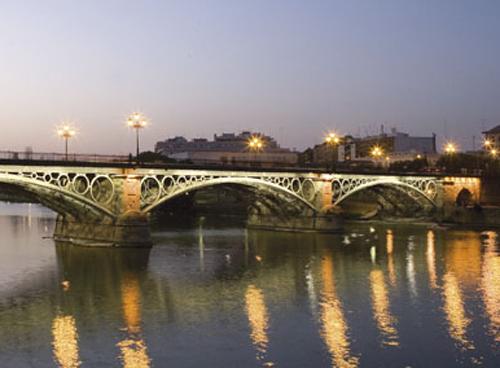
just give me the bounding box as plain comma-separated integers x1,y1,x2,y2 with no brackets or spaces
303,128,437,167
155,131,298,167
155,131,282,155
353,128,436,159
482,125,500,150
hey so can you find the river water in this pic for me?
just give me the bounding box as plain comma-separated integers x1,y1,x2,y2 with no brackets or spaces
0,203,498,367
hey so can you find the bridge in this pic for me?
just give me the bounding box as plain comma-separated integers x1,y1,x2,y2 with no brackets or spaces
0,160,481,246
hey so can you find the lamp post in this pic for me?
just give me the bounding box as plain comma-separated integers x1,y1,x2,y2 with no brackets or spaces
57,124,76,161
127,112,148,159
247,136,264,166
444,142,457,155
370,145,384,167
325,132,341,169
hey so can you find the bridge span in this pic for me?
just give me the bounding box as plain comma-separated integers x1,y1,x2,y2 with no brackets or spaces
0,161,481,247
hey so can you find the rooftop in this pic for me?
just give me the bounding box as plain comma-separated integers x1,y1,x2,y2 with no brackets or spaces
483,125,500,134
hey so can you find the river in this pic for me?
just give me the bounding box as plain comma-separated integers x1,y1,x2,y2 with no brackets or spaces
0,203,498,367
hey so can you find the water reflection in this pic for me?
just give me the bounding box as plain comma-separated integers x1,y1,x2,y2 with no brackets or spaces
52,315,81,368
386,230,396,286
369,269,399,346
1,204,500,367
245,284,273,366
117,273,151,368
319,254,358,368
54,244,153,367
481,231,500,344
442,272,474,350
426,230,438,290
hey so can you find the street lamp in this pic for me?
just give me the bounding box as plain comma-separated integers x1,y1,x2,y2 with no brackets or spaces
56,124,76,161
484,139,492,149
247,135,264,152
444,142,457,155
491,148,498,158
370,145,384,159
325,132,341,145
127,112,148,158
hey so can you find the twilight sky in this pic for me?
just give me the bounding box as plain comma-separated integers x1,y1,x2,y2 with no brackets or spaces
1,0,499,154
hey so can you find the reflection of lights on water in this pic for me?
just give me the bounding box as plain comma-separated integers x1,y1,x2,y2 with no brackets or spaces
369,270,399,346
117,339,151,368
305,266,318,318
406,237,418,299
370,246,376,263
481,231,500,343
245,285,273,365
442,272,473,350
386,230,396,286
52,315,81,368
319,256,358,368
118,274,151,368
426,230,438,289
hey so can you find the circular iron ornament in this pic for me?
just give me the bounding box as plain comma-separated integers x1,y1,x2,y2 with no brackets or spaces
57,174,71,189
90,175,114,205
291,178,302,194
282,177,291,188
176,176,188,187
162,176,176,193
72,174,90,195
425,181,438,199
331,180,342,202
301,179,316,202
141,176,161,205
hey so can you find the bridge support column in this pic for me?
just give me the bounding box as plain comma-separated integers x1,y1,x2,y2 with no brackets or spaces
53,174,153,247
53,214,152,247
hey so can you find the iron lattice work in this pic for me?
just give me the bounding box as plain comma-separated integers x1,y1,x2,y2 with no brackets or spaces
140,174,319,212
0,169,116,211
330,175,438,206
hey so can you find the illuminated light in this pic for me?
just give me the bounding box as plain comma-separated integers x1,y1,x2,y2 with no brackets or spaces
490,149,498,158
62,280,71,291
442,272,474,349
247,135,265,152
444,142,458,154
370,145,384,158
320,255,359,367
484,139,492,148
325,132,341,145
52,315,81,368
127,112,148,129
416,154,422,159
56,124,77,139
127,112,149,158
56,123,77,160
245,285,273,365
370,270,399,346
426,230,438,289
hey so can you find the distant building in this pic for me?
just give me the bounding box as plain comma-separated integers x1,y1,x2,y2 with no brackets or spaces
353,128,437,159
155,131,298,167
155,131,282,155
483,125,500,150
304,128,437,167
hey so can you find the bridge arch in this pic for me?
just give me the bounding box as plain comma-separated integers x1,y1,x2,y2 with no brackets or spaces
332,177,438,208
0,173,116,220
142,176,319,215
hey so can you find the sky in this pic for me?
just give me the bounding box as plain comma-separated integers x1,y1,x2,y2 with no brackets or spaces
0,0,499,154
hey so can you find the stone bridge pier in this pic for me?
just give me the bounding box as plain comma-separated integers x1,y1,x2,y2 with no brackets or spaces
0,164,482,247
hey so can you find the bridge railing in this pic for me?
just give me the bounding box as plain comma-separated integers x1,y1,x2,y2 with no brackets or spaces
0,150,129,163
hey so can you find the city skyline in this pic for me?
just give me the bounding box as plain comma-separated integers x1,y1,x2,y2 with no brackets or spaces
1,0,499,154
